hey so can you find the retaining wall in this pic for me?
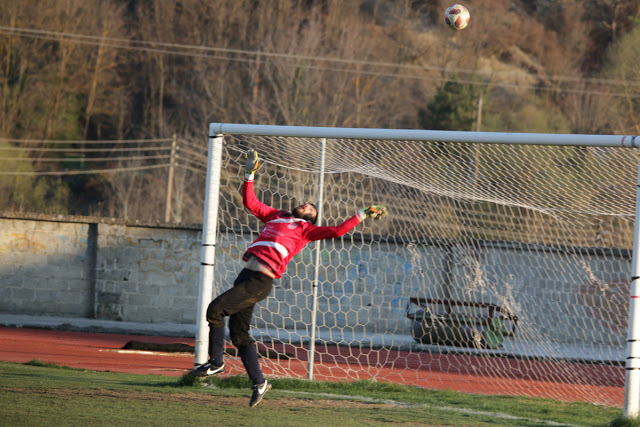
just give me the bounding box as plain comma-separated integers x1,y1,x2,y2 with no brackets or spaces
0,213,630,350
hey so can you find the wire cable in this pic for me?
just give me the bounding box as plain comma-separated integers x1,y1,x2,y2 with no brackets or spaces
1,25,639,98
0,163,171,176
2,25,638,86
0,155,171,162
0,137,172,144
0,146,173,153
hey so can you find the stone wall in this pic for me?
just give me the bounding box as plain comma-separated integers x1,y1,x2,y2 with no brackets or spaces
0,213,630,351
0,214,202,324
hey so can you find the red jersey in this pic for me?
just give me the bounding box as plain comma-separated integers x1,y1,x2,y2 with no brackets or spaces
242,175,365,278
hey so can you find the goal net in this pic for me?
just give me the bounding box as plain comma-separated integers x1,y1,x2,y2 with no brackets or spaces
200,124,639,408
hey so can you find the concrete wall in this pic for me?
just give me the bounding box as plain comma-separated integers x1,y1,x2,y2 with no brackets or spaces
1,217,97,318
0,213,630,350
0,214,202,324
94,223,202,324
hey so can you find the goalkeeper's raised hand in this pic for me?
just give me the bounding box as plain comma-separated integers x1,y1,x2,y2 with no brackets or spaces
245,149,260,176
362,205,388,220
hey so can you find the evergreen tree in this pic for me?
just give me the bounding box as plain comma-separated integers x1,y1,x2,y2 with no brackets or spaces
418,78,479,131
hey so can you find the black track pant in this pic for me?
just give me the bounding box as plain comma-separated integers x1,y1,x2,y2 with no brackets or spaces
206,268,273,384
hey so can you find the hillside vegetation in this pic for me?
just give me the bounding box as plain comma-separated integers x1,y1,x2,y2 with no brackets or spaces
1,0,639,222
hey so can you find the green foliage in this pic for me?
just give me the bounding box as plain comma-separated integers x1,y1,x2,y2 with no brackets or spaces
418,78,570,135
582,0,640,71
482,96,571,134
24,359,66,369
53,94,85,141
0,142,71,214
419,77,481,131
611,415,640,427
176,373,204,387
32,177,71,213
601,24,640,134
24,359,78,370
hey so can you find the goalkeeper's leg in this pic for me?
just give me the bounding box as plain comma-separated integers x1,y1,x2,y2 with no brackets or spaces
230,309,272,407
230,310,265,387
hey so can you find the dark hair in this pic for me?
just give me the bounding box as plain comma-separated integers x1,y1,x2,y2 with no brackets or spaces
304,203,318,225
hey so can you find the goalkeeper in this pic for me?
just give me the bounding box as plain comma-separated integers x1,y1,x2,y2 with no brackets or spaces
190,149,387,407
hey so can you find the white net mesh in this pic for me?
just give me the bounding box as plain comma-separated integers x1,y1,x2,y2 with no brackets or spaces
211,133,636,406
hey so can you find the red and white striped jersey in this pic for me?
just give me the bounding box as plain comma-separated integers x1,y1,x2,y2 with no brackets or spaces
242,175,365,278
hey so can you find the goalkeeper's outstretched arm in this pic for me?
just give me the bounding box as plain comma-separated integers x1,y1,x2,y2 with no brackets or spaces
305,204,388,241
242,149,389,238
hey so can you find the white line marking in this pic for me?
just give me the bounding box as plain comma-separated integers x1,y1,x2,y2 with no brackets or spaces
276,390,583,427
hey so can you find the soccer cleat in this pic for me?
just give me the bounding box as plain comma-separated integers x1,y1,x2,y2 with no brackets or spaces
189,361,225,378
249,380,272,407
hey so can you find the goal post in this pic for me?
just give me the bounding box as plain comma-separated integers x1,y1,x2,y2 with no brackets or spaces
194,134,224,366
199,123,640,415
627,167,640,417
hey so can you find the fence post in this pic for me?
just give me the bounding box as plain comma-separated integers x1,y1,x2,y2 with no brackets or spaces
165,134,177,222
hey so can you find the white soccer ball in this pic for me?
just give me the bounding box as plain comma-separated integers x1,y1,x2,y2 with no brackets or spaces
444,4,470,30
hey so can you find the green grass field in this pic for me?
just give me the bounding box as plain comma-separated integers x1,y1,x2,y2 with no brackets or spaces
0,360,635,426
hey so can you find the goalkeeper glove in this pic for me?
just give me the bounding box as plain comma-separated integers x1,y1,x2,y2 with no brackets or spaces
245,149,260,175
363,205,388,220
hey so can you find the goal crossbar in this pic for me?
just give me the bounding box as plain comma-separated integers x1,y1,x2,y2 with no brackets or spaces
210,123,640,148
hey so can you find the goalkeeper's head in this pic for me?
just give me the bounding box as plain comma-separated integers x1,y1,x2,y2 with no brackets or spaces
292,203,318,225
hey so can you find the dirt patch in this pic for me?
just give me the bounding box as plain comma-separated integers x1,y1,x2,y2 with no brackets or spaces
120,341,291,360
1,387,397,409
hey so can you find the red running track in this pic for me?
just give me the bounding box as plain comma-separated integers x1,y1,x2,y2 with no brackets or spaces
0,327,624,407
